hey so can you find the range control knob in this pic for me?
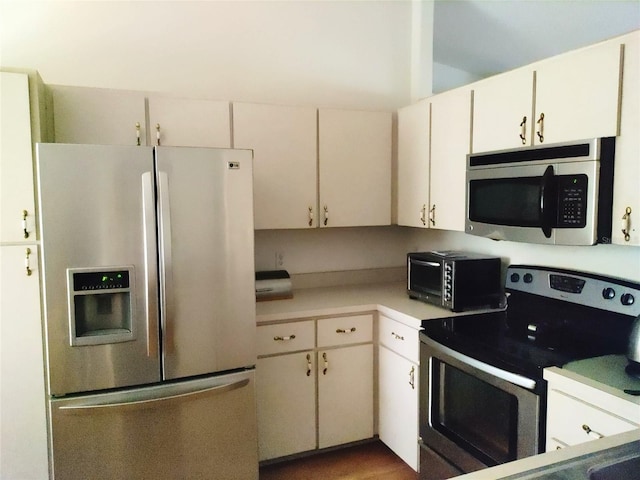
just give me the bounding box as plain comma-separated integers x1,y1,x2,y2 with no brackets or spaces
523,273,533,283
621,293,635,306
510,273,520,283
602,287,616,300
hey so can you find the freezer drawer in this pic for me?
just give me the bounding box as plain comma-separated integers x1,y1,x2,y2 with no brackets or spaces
49,370,258,480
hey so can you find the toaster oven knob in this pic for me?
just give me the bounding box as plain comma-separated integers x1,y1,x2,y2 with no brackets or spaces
621,293,635,306
602,287,616,300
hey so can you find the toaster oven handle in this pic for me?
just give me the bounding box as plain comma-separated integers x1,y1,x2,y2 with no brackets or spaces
540,165,556,238
411,259,441,268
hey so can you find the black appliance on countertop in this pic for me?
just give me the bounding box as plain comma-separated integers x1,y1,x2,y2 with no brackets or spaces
418,265,640,479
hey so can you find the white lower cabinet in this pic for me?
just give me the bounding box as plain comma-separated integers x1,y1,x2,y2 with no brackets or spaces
377,314,420,471
318,344,374,448
256,352,316,461
544,367,640,451
378,345,419,470
256,314,374,461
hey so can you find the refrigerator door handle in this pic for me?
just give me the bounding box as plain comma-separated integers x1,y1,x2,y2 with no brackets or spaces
142,172,159,358
157,170,175,354
58,378,250,414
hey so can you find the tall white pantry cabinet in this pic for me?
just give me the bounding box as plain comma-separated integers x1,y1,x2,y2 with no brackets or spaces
0,70,50,479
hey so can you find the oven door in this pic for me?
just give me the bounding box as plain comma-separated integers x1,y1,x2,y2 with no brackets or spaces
419,334,542,475
466,161,598,245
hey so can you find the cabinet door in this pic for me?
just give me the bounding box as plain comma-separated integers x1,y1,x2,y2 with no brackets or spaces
612,31,640,245
534,40,622,145
378,346,419,471
50,85,147,146
148,95,230,148
0,245,49,479
429,88,471,232
256,353,316,461
318,344,374,448
472,68,534,153
397,100,430,228
233,103,317,229
318,109,391,227
0,72,37,243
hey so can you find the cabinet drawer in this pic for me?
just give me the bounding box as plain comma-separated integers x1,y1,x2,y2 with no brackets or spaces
317,314,373,347
379,314,419,363
257,321,314,356
546,389,639,447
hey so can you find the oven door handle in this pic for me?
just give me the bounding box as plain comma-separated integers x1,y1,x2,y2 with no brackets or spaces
424,336,537,390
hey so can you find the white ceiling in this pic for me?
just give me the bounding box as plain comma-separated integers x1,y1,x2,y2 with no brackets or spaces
433,0,640,78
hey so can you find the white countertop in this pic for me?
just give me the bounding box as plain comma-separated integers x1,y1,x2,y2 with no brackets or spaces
256,281,499,327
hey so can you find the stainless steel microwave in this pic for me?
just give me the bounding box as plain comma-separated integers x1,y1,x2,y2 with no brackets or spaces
465,138,615,245
407,251,503,312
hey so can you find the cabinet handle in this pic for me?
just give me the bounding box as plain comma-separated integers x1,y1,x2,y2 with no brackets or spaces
582,424,604,439
306,353,312,377
155,123,161,146
308,206,314,227
420,204,427,226
323,352,328,375
429,204,436,226
409,365,415,390
25,247,33,276
336,327,356,334
323,205,329,226
622,207,632,242
391,332,404,341
536,113,545,143
519,116,527,145
136,122,141,146
273,335,296,341
22,210,30,239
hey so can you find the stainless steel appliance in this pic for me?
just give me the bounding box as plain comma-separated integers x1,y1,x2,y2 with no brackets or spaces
419,265,640,479
466,137,615,245
407,251,503,312
36,143,258,479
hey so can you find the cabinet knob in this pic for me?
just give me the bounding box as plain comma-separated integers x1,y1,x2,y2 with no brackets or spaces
582,424,604,439
391,332,404,341
336,327,356,334
156,123,161,146
429,204,436,226
519,116,527,145
136,122,141,146
273,335,296,341
420,204,427,226
306,353,312,377
323,205,329,226
622,206,632,242
536,113,545,143
409,365,415,390
323,352,328,375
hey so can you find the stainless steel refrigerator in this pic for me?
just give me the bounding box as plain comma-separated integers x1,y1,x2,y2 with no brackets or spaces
36,143,258,479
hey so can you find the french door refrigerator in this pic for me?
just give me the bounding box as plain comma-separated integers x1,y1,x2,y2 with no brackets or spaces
36,143,258,479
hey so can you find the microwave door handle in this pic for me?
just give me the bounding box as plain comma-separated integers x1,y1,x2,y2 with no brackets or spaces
540,165,556,238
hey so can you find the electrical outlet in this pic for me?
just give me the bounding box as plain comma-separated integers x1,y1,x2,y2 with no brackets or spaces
275,251,284,268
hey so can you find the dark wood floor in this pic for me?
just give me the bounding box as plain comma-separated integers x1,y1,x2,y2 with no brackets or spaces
259,441,419,480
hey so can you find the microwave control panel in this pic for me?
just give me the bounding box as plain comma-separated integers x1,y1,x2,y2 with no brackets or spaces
556,174,587,228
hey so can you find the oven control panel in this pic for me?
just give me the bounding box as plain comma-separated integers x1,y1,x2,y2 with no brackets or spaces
506,265,640,316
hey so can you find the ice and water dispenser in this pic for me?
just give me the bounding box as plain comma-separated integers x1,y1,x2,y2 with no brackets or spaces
67,267,135,346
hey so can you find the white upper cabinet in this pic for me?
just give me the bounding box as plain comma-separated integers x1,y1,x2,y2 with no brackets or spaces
318,108,392,228
1,72,36,243
147,95,230,148
429,87,471,232
612,31,640,246
397,99,430,228
534,39,622,145
50,85,147,146
472,68,534,153
233,102,317,230
471,38,623,153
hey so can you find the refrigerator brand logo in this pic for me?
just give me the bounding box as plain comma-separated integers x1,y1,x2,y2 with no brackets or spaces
228,161,240,169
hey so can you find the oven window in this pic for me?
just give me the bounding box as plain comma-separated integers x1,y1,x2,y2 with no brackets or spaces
432,360,517,466
469,177,542,227
410,260,441,295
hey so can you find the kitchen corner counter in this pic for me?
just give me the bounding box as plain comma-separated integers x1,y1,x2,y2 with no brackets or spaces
255,281,474,327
